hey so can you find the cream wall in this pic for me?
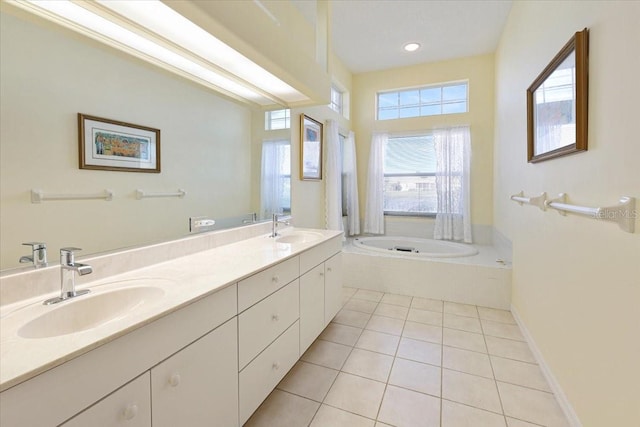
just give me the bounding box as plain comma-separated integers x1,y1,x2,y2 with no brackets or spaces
0,11,253,269
352,54,495,233
494,2,640,426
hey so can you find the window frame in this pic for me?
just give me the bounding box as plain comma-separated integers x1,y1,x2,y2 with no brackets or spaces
376,80,469,121
264,108,291,130
329,85,344,116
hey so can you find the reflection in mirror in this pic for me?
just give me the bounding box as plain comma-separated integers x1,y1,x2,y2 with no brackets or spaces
260,139,291,218
0,9,290,271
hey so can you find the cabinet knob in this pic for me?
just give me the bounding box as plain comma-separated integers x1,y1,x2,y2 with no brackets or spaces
319,272,324,277
168,373,181,387
122,403,138,421
272,275,279,283
327,267,332,272
271,314,280,321
272,362,280,370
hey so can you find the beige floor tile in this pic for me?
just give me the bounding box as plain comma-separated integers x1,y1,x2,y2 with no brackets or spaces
244,389,320,427
344,298,379,314
375,423,393,427
411,296,444,312
276,361,339,402
444,301,478,318
477,307,516,324
407,307,443,326
333,308,372,328
481,320,525,341
301,339,352,370
442,400,506,427
485,336,536,363
402,320,443,344
397,337,442,366
378,385,441,427
342,287,358,299
355,330,400,356
381,293,412,307
388,357,441,396
366,315,405,335
324,372,386,419
505,418,541,427
444,313,483,333
443,346,493,378
319,323,362,346
353,289,384,302
309,404,375,427
498,382,569,427
443,328,487,353
491,356,550,392
374,303,409,320
442,369,502,413
342,348,394,382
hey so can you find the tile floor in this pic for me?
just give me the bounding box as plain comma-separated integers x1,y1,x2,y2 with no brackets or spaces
245,288,570,427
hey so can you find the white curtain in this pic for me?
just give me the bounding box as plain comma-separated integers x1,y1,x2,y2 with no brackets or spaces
342,131,360,236
433,126,472,243
364,132,387,234
260,139,289,218
325,120,343,232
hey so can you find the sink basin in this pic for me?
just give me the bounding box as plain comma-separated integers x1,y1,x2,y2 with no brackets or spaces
275,231,324,244
18,286,165,339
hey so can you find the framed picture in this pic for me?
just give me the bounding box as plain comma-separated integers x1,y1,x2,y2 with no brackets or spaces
78,113,160,172
527,28,589,163
300,114,323,180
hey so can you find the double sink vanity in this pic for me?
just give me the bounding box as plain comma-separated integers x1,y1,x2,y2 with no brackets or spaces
0,224,343,426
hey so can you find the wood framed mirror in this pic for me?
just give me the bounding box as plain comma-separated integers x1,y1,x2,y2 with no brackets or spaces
527,28,589,163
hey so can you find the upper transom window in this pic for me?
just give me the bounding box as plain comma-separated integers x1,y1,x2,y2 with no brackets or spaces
265,109,290,130
377,81,468,121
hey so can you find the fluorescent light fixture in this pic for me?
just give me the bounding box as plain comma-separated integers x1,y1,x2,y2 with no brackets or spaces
8,0,309,106
403,42,421,52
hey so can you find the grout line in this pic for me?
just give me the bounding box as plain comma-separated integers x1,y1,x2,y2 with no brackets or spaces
478,304,508,425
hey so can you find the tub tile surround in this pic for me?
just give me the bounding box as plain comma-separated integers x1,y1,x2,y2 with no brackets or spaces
0,224,342,390
247,287,570,427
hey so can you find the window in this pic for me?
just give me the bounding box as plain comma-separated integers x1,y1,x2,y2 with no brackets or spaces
264,109,290,130
383,134,437,215
377,81,468,121
329,85,343,115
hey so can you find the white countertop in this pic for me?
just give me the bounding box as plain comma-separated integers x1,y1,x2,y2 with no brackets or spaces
0,228,342,392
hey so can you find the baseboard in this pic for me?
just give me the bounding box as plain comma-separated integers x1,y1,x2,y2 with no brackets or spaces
510,305,583,427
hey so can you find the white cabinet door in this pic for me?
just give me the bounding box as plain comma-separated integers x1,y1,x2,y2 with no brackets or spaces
151,318,238,427
61,373,151,427
324,253,343,325
299,264,325,354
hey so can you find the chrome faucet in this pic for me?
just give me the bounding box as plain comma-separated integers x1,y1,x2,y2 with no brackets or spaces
19,242,48,268
242,212,258,224
44,247,92,305
271,213,292,238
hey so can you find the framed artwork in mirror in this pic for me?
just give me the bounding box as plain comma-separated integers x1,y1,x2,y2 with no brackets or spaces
300,114,323,180
527,28,588,163
78,113,161,172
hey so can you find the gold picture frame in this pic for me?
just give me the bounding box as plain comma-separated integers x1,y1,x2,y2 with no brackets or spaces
527,28,589,163
78,113,161,173
300,114,323,180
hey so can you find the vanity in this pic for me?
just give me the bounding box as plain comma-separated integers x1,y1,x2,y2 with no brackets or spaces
0,225,343,426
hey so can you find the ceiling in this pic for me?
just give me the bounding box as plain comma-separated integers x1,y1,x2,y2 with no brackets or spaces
292,0,513,74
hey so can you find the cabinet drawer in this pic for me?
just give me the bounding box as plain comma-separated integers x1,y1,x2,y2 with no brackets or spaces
238,256,299,312
239,321,300,425
62,373,150,427
239,280,299,369
299,236,342,274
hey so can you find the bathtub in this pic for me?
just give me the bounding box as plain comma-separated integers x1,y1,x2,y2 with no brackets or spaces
342,237,511,309
353,236,478,258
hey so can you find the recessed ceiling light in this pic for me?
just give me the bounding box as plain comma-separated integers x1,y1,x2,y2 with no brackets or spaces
403,42,421,52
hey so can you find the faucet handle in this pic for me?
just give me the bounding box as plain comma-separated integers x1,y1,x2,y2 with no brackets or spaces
21,242,48,267
23,242,46,250
60,247,82,264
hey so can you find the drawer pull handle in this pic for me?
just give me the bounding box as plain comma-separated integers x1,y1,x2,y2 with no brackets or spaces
169,373,181,387
272,314,280,321
272,362,280,370
272,275,279,283
122,403,138,420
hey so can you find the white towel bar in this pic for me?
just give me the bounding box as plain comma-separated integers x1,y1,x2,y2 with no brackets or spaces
545,194,636,233
510,191,547,211
31,189,113,203
135,189,186,200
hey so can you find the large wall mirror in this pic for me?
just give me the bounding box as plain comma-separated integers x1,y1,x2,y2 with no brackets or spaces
527,28,589,163
0,8,290,270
